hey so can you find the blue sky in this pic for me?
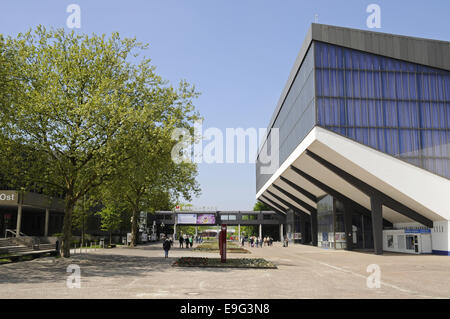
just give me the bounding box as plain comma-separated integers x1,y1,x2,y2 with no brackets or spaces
1,1,449,210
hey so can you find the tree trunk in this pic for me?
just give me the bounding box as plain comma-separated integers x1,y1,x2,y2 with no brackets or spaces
110,231,112,246
61,198,75,258
130,206,139,247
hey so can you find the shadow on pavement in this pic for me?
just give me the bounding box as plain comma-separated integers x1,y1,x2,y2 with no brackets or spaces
0,252,241,285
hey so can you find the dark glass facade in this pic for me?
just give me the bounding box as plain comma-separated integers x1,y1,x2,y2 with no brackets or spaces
315,41,450,179
257,39,450,194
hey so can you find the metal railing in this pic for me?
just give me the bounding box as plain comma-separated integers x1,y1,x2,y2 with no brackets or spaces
4,229,27,238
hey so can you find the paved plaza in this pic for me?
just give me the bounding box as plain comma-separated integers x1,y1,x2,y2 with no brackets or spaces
0,242,449,299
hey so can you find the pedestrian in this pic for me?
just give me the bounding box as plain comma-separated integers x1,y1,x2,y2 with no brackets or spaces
179,234,184,248
241,236,245,247
258,237,263,248
284,236,289,247
163,238,171,258
185,235,189,248
189,236,193,248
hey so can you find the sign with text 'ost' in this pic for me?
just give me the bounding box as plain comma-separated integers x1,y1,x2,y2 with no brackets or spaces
0,191,19,206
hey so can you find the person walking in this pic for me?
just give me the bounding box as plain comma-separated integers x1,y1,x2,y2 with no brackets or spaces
185,235,189,248
284,236,289,247
179,234,184,248
189,236,193,248
163,238,171,258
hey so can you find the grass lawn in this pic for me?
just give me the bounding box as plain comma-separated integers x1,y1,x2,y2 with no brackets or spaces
173,257,277,269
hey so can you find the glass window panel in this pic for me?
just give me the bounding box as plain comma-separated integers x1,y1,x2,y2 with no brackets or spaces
354,128,369,145
385,129,400,155
345,70,353,97
360,70,368,98
366,71,376,98
432,130,444,157
444,77,450,101
367,100,377,127
377,128,386,153
421,73,431,100
351,50,361,69
329,69,338,96
354,99,369,127
421,130,434,157
375,100,384,126
399,102,419,128
368,128,378,149
347,99,356,126
420,102,432,128
336,46,344,69
373,71,382,98
399,129,420,155
408,73,417,100
401,72,410,100
339,98,346,126
382,72,396,99
447,102,450,130
437,75,445,101
428,74,439,101
352,70,361,97
383,101,398,127
429,102,441,129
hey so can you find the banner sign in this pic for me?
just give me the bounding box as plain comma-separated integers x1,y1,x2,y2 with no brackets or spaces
177,213,197,224
197,214,215,225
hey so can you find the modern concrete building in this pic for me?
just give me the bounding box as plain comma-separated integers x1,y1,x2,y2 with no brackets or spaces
0,190,65,237
256,24,450,255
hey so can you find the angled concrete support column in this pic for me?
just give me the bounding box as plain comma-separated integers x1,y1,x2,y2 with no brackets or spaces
44,209,50,237
299,213,306,244
280,224,284,241
16,204,22,237
310,210,318,246
238,224,241,242
371,196,383,255
343,202,353,251
173,223,177,240
259,224,262,239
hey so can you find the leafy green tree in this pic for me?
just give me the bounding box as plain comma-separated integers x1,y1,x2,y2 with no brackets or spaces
0,26,199,256
100,97,201,246
71,194,97,246
240,225,258,237
96,206,122,245
253,201,271,211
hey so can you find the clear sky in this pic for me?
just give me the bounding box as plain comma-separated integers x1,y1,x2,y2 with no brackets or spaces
1,0,449,210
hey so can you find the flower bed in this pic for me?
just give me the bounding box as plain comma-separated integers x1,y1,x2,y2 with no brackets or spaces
172,257,277,269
